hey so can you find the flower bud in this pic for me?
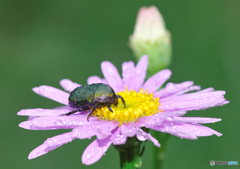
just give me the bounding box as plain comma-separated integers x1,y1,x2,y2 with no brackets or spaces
129,6,172,75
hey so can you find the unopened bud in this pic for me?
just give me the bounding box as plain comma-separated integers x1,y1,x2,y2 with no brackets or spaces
129,6,172,75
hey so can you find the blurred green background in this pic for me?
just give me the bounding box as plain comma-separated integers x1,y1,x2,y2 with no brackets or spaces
0,0,239,168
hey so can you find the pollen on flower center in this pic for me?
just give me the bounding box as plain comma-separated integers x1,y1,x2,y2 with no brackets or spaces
92,87,161,125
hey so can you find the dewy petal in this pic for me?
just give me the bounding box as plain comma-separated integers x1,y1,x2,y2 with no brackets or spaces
32,85,69,105
87,76,107,85
122,61,136,90
142,69,172,93
120,124,137,137
72,125,97,139
134,55,148,91
112,127,127,145
19,116,91,130
173,117,221,124
136,127,160,147
164,110,187,116
173,85,201,96
160,91,226,111
29,132,74,159
96,121,119,140
151,122,222,139
82,136,112,165
17,107,72,116
73,121,118,140
101,61,124,92
60,79,81,92
160,90,226,102
154,81,194,98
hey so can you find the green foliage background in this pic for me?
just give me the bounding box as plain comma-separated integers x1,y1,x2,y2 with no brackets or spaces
0,0,239,168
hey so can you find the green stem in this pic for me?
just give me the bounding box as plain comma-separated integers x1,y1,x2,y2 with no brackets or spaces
151,131,170,169
118,145,141,169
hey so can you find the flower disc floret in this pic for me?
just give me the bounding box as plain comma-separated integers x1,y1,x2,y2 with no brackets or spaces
92,87,161,124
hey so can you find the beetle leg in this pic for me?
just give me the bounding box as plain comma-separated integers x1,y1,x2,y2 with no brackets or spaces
107,103,113,113
117,94,126,108
87,103,100,121
61,107,89,116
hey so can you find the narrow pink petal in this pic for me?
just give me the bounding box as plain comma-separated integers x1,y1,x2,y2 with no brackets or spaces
60,79,81,92
194,87,215,94
82,136,112,165
19,116,91,130
120,124,137,137
72,125,97,139
173,117,222,124
101,61,124,92
122,61,136,90
151,122,222,139
87,76,107,85
134,55,148,92
160,96,226,111
111,127,127,145
32,85,69,105
143,69,172,93
154,81,194,98
135,113,165,128
164,110,187,116
29,132,74,159
96,121,119,140
214,100,229,106
17,107,72,116
160,90,226,103
28,116,38,120
173,85,201,96
136,111,186,128
136,127,160,147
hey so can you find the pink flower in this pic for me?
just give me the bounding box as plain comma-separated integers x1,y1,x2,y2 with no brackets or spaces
18,55,228,165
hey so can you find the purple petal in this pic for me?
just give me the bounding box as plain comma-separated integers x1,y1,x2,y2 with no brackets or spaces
159,91,226,111
122,61,136,90
82,136,112,165
72,125,97,139
87,76,107,85
143,69,172,93
120,124,137,137
160,90,225,102
173,117,221,124
101,61,124,92
195,87,215,94
135,113,165,128
151,122,222,139
60,79,81,92
17,107,72,116
32,85,69,105
29,132,74,159
154,81,194,98
134,55,148,92
95,121,119,139
19,116,91,130
164,110,187,116
173,85,201,96
28,116,38,120
112,127,127,145
214,100,229,106
136,127,160,147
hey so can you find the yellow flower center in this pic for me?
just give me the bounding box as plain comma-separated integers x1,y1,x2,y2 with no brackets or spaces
92,87,161,125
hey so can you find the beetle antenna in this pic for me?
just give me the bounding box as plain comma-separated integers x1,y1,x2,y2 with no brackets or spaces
117,95,126,108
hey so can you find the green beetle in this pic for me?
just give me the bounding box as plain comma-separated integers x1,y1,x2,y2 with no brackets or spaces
63,83,125,121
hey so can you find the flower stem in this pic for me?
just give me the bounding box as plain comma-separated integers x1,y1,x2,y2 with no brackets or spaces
114,136,143,169
151,131,170,169
118,146,141,169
